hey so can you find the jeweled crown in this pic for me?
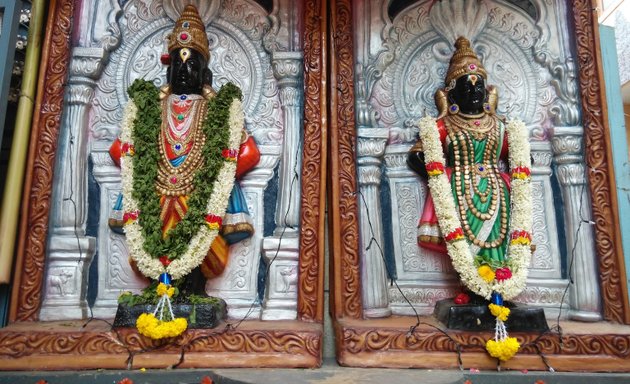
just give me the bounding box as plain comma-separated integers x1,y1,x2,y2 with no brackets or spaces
444,37,487,86
166,4,210,61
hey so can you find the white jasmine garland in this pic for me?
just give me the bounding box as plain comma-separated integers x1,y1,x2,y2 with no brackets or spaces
119,98,243,280
418,117,533,300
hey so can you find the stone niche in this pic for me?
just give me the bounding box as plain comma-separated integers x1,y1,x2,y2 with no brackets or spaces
328,0,630,372
39,0,306,322
351,0,599,322
2,0,326,370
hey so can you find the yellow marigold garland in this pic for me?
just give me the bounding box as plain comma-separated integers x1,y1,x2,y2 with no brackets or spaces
136,282,188,340
488,303,510,322
477,265,495,283
486,337,520,361
136,313,188,340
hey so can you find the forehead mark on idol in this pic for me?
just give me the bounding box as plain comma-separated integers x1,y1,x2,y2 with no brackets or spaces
180,48,191,63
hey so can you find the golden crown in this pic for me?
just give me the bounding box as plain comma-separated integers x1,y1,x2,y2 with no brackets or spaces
444,37,487,87
166,4,210,61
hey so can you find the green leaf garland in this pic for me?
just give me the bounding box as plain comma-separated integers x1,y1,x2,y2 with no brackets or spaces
126,79,242,261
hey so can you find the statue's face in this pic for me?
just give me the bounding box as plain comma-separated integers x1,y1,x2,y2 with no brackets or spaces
450,74,486,115
168,48,208,95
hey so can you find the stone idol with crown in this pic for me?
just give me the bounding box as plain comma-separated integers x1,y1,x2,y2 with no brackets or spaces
408,37,547,362
107,5,260,340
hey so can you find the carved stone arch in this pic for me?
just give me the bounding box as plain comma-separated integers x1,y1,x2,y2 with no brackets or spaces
369,0,544,144
472,31,539,121
110,18,267,119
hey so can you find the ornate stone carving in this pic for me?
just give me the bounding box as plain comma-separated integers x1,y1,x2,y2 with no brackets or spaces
429,0,489,44
41,47,108,321
40,237,95,321
267,51,303,235
357,128,390,318
388,286,458,316
262,237,300,320
163,0,221,24
551,126,601,321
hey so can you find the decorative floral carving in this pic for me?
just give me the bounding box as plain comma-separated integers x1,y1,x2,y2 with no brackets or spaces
330,0,362,319
530,181,553,270
13,0,76,322
429,0,489,44
0,326,321,367
337,323,630,362
163,0,221,25
298,0,325,322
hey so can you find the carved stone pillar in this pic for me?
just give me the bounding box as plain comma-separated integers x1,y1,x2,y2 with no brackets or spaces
40,48,105,320
90,145,149,318
551,126,602,322
384,144,457,316
207,146,280,319
515,141,568,319
261,52,303,320
270,52,303,236
357,128,391,318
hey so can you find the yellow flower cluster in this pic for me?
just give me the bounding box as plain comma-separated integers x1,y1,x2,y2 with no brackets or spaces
136,313,187,340
477,265,495,283
486,337,520,361
156,283,175,298
511,237,531,246
488,303,511,321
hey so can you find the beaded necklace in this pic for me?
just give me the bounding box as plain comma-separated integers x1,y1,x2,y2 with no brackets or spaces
444,113,508,250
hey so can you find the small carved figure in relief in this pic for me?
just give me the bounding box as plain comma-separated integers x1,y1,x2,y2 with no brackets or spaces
108,5,260,339
408,37,533,361
49,269,73,296
279,266,297,293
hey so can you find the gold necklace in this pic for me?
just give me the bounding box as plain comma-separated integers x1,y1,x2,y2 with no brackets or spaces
156,98,207,196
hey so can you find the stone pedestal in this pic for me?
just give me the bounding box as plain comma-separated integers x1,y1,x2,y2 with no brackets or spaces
261,237,299,320
113,300,226,329
434,298,549,332
40,236,96,321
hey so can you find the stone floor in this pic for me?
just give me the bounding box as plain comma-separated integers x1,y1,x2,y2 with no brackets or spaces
3,360,630,384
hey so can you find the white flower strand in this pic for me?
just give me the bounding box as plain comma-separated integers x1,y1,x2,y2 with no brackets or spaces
120,98,243,280
418,117,533,300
